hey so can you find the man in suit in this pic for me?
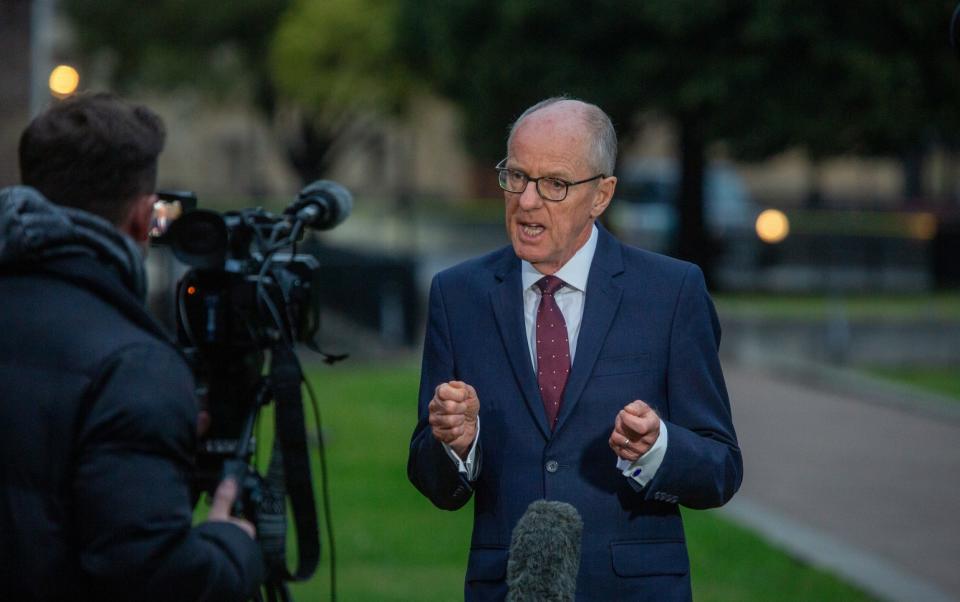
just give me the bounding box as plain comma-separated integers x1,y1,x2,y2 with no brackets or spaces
408,97,742,600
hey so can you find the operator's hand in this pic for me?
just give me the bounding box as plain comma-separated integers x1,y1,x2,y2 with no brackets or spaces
207,478,257,539
609,399,660,463
428,380,480,459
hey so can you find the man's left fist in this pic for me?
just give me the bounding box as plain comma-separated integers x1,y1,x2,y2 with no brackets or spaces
609,399,660,462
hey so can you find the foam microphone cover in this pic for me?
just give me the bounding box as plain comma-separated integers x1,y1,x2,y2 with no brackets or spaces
506,500,583,602
294,179,353,230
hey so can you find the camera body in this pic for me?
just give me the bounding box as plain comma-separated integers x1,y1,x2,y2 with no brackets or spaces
156,180,350,498
178,242,320,495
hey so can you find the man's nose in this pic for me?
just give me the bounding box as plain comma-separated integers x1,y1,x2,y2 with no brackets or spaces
518,180,543,210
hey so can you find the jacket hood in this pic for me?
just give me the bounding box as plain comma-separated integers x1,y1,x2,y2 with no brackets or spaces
0,185,147,300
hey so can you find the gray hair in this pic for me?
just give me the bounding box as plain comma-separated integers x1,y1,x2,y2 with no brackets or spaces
506,96,618,176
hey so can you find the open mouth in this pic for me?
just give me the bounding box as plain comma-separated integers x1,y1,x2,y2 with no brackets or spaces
519,223,545,237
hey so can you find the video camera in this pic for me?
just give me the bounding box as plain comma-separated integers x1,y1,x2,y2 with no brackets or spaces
152,180,352,601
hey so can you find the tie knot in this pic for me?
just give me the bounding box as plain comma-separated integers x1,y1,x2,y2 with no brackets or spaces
535,275,565,296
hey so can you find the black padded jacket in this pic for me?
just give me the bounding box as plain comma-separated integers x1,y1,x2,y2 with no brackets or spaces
0,186,264,601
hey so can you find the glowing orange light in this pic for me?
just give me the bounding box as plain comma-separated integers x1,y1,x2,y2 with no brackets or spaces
187,286,197,295
49,65,80,97
755,209,790,244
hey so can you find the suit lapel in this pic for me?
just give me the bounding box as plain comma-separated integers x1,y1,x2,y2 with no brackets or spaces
554,227,624,434
489,253,552,439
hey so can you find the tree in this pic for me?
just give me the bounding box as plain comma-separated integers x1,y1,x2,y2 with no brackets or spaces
270,0,417,182
63,0,415,185
396,0,960,282
64,0,288,107
62,0,314,181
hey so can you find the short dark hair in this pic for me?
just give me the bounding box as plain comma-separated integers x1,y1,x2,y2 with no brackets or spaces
18,92,166,225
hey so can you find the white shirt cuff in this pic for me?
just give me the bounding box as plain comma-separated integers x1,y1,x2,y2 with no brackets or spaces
616,420,669,487
442,418,480,480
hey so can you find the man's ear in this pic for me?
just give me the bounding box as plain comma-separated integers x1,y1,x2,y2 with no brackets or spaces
120,193,156,244
590,175,617,218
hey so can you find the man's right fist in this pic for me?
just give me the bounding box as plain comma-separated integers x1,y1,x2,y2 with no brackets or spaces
428,380,479,459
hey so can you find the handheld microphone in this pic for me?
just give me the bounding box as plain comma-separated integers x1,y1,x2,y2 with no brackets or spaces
506,500,583,602
289,180,353,230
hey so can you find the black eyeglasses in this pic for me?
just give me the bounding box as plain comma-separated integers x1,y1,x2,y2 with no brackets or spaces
495,159,604,202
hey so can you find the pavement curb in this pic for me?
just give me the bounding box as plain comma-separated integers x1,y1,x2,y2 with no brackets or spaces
728,349,960,425
721,497,957,602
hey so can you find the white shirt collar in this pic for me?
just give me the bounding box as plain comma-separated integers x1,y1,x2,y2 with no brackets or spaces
521,223,598,293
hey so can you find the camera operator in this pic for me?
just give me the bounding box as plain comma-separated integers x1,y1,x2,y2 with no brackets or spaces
0,93,264,601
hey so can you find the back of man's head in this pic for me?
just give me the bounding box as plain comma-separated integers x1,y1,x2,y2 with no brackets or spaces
18,93,166,225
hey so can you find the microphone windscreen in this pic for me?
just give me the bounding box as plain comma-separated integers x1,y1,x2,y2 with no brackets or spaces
295,179,353,230
506,500,583,602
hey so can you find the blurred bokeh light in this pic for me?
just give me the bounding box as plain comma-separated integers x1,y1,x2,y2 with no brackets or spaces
756,209,790,244
48,64,79,98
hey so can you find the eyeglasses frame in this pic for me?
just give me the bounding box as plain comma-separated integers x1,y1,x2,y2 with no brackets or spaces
495,159,605,202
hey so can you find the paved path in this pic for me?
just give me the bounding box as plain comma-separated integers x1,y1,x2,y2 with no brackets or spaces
722,365,960,601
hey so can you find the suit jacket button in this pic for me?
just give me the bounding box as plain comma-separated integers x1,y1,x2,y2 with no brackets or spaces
545,460,559,473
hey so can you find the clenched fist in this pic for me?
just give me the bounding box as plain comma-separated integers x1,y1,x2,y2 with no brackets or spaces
609,399,660,463
429,381,480,459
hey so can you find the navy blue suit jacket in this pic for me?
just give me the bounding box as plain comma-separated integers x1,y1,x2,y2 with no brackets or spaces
408,226,742,601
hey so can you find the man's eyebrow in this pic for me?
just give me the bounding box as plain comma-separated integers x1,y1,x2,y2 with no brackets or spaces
536,169,577,182
506,163,573,181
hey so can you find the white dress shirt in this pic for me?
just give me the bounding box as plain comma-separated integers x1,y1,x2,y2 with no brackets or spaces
446,224,667,487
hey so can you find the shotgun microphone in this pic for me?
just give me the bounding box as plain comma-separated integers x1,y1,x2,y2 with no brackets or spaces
288,180,353,231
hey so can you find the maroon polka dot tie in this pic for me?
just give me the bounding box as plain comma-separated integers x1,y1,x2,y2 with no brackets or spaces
535,275,570,431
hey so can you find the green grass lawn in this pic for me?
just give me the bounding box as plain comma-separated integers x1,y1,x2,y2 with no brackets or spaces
866,367,960,401
216,362,872,601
